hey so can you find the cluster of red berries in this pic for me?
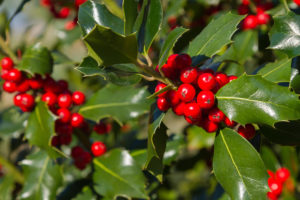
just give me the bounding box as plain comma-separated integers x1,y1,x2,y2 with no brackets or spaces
40,0,87,30
238,0,272,30
267,168,291,200
294,0,300,6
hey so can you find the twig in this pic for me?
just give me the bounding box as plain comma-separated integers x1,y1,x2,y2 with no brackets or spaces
0,36,18,64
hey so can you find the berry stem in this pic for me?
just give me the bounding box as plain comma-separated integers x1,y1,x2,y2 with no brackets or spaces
0,36,19,64
281,0,290,13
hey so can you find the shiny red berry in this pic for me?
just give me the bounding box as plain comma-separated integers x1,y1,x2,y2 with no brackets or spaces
228,75,238,82
29,75,43,90
267,191,278,200
180,67,198,83
1,69,9,80
167,90,180,106
197,91,215,109
7,69,22,82
224,117,237,127
243,15,258,30
42,92,57,106
172,102,185,115
155,83,168,97
3,81,17,93
59,7,70,18
20,93,35,108
237,124,256,140
14,93,23,106
276,168,290,183
208,108,225,123
94,122,112,134
178,84,196,102
200,119,218,133
198,73,217,91
167,54,179,68
215,73,229,87
17,79,30,93
72,91,85,105
256,11,270,25
268,177,282,196
294,0,300,6
1,57,14,70
161,63,176,79
71,113,84,127
91,141,107,157
184,102,201,121
58,93,72,108
175,54,192,69
157,97,170,111
57,108,71,123
75,0,87,7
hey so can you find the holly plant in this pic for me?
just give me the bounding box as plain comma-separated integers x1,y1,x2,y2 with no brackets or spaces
1,0,300,199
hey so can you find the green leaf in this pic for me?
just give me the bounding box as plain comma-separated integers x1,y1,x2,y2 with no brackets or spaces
134,0,163,52
187,126,215,150
279,146,298,177
218,30,258,64
0,107,28,136
213,128,269,200
290,56,300,93
93,149,148,199
19,151,63,200
163,134,185,165
75,56,106,77
269,12,300,58
79,84,152,125
19,44,53,76
158,27,188,67
131,149,147,169
188,13,245,57
216,74,300,126
260,146,280,172
83,25,137,66
259,120,300,145
78,1,124,35
72,188,96,200
25,102,57,158
257,58,291,83
0,176,14,200
144,104,167,182
123,0,138,35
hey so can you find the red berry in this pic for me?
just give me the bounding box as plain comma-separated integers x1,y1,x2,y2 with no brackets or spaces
3,81,17,93
59,133,72,145
242,0,250,5
72,91,85,105
7,69,22,82
238,4,249,15
57,80,69,92
17,79,30,93
155,83,168,97
215,73,229,87
228,75,238,82
40,0,51,7
65,21,77,30
19,93,35,108
74,159,87,170
267,191,278,200
268,170,276,179
59,7,70,19
51,135,60,147
180,67,198,83
167,54,179,68
42,92,57,106
237,124,256,140
200,119,218,133
185,116,197,124
294,0,300,6
268,178,282,196
75,0,87,7
55,121,73,134
14,93,23,106
172,102,185,115
1,69,9,80
178,84,196,102
275,168,290,183
198,73,217,91
167,16,177,27
161,63,176,79
71,113,84,127
1,57,14,70
208,108,225,123
44,76,59,93
243,15,258,30
157,97,170,111
71,146,85,158
58,93,72,108
224,117,237,127
29,75,43,90
167,90,180,106
175,54,192,69
256,11,270,25
91,141,107,157
184,102,202,121
94,122,112,134
57,108,71,123
197,91,215,109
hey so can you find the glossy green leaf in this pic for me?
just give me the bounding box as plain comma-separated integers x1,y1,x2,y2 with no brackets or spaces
75,56,106,77
187,126,215,150
257,58,291,83
163,135,185,165
188,13,245,57
93,149,148,199
259,120,300,145
0,176,14,200
73,188,96,200
216,74,300,126
25,102,57,158
19,44,53,76
131,149,147,169
134,0,163,52
279,146,298,177
290,56,300,93
79,84,152,125
83,25,137,66
78,1,124,35
19,151,63,200
218,30,258,64
269,12,300,58
260,146,280,172
159,27,188,67
0,107,28,136
213,128,269,200
123,0,138,35
145,104,167,182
